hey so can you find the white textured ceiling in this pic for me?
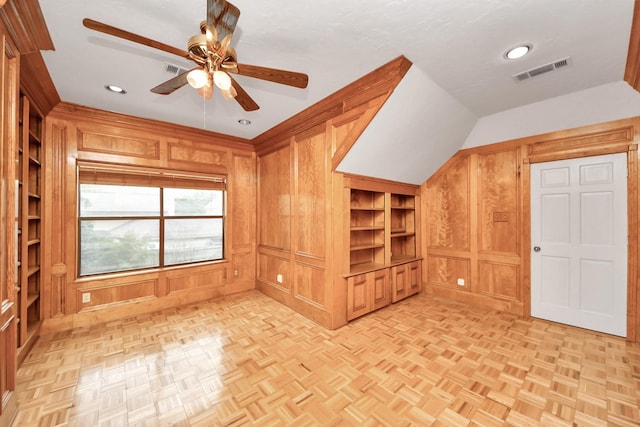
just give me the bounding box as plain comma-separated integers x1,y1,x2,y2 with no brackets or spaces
39,0,634,141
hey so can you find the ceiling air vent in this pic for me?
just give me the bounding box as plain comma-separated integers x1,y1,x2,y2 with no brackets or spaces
165,63,189,76
512,56,572,82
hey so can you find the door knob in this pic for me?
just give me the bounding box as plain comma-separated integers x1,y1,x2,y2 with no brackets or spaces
533,246,541,252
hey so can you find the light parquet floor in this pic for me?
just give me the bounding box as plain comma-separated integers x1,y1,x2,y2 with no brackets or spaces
12,290,640,426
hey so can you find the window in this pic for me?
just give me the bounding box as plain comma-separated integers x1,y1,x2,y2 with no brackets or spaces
78,163,225,276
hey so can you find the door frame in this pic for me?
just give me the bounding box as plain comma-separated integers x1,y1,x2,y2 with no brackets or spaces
522,121,639,341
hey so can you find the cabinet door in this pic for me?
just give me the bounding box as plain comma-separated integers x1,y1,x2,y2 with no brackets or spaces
347,273,370,320
371,269,390,311
407,261,421,297
391,264,408,303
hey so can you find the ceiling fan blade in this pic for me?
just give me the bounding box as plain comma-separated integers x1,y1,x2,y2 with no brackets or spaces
83,18,191,60
233,63,309,88
221,85,237,100
207,0,240,42
229,75,259,111
150,70,192,95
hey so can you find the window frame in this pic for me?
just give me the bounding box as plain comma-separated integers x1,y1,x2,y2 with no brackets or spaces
77,162,226,277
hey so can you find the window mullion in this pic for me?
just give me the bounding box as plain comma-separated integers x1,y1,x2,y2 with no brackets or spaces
160,188,165,267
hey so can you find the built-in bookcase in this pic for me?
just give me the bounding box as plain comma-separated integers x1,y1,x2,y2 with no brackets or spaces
349,189,386,274
345,182,421,320
16,92,43,365
390,193,416,263
347,188,417,273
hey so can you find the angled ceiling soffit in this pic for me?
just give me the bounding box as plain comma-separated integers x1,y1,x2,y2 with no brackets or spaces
252,55,412,155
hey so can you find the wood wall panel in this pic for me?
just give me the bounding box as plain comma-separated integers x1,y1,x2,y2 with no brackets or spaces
477,261,519,300
167,269,225,294
42,104,256,332
295,130,326,259
231,153,256,249
294,263,326,308
257,253,290,293
258,145,291,251
167,139,227,168
424,117,640,341
426,255,470,289
77,279,157,311
478,149,519,255
232,252,254,282
77,127,160,159
44,122,68,318
252,56,413,329
427,156,470,250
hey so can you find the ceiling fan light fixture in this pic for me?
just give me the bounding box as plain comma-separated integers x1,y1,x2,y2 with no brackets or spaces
504,44,532,60
187,68,209,89
213,70,232,90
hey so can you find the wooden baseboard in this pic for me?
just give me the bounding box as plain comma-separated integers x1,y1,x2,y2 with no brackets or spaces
426,284,524,316
41,284,254,333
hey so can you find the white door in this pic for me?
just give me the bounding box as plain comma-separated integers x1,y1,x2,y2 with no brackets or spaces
531,153,627,337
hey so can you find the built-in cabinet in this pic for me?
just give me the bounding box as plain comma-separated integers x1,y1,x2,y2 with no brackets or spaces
16,92,43,364
391,260,421,303
344,179,421,321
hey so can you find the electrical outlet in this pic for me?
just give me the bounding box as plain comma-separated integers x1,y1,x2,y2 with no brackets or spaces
457,278,465,286
276,274,283,284
234,269,239,277
82,292,91,303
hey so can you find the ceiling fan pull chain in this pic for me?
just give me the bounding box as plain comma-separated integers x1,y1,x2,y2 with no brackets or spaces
203,95,207,129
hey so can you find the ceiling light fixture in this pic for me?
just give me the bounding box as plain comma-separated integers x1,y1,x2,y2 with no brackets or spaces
187,68,209,89
213,70,232,90
105,84,126,94
238,119,251,125
504,44,532,60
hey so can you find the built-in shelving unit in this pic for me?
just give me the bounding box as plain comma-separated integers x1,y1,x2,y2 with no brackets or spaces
345,183,421,320
390,193,416,263
16,92,43,365
349,189,385,274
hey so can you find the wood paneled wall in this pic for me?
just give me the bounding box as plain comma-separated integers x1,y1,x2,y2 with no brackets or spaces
256,57,412,329
422,117,640,342
41,103,257,331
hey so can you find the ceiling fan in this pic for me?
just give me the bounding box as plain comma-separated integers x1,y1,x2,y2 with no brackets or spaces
83,0,309,111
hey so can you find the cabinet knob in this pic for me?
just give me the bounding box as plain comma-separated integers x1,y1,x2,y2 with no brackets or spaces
533,246,541,252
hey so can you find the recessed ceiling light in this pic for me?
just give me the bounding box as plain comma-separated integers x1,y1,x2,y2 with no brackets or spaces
238,119,251,126
504,44,532,60
105,84,126,94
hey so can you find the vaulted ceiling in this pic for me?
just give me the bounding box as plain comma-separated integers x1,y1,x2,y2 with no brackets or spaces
15,1,640,183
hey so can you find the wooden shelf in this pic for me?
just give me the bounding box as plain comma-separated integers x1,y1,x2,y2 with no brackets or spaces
350,243,385,251
26,266,40,277
26,293,39,308
346,262,386,276
391,231,413,238
350,206,384,211
351,225,385,231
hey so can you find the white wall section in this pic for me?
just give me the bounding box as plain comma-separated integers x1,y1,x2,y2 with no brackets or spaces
337,65,477,185
463,81,640,149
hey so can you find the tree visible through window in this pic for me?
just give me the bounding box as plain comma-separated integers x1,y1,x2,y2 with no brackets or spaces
78,165,225,276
